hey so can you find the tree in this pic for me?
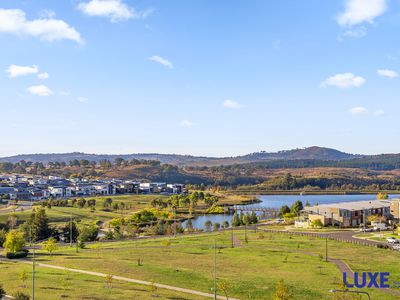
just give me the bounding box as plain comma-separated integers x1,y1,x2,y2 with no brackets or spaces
249,211,258,224
20,270,28,288
21,208,52,242
222,220,229,229
78,223,99,242
213,222,221,231
231,212,241,227
62,221,79,243
3,230,25,253
204,220,212,232
185,219,193,232
290,200,303,215
103,198,113,209
377,192,389,200
42,237,58,256
217,279,231,300
8,214,18,229
272,279,292,300
279,205,291,217
311,219,323,228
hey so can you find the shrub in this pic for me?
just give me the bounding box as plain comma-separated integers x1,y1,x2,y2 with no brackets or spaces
14,291,30,300
6,251,28,259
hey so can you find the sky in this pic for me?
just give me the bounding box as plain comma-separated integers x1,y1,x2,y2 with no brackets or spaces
0,0,400,157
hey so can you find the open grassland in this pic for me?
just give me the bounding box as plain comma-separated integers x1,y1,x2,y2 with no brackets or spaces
0,260,204,300
2,230,399,299
0,195,167,225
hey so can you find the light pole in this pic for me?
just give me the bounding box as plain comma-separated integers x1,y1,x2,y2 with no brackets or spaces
213,239,217,300
329,289,370,300
325,238,328,262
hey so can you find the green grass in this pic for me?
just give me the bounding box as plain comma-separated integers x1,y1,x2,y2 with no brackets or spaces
0,195,167,225
5,230,398,300
0,260,204,300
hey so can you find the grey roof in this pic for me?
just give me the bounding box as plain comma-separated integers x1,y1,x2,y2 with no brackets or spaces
309,200,391,211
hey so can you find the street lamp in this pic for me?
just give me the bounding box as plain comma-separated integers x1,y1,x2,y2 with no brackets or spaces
329,289,371,300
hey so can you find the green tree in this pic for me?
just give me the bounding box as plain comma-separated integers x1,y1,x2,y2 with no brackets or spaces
272,279,292,300
231,212,241,227
279,205,291,217
3,230,25,253
290,200,304,215
42,237,58,256
204,220,212,232
22,208,52,242
249,211,258,224
20,270,28,288
213,222,221,231
311,219,323,228
377,192,389,200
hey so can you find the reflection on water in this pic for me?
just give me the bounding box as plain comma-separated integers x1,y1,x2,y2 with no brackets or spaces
183,194,398,230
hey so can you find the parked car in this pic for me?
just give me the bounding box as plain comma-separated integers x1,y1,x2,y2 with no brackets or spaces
386,237,399,244
359,227,373,232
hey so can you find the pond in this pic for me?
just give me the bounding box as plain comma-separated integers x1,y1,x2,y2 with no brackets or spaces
182,194,399,230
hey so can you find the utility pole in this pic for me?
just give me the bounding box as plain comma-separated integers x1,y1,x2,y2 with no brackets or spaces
173,207,176,238
70,214,73,247
231,226,234,248
32,243,35,300
325,238,328,262
213,239,217,300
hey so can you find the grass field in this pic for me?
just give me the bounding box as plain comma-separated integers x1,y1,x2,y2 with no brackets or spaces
0,195,167,225
2,230,399,299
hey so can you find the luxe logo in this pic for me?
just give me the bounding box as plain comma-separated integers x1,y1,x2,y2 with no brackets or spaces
343,272,390,288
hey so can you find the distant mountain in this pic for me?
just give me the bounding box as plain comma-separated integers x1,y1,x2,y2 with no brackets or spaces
0,147,362,166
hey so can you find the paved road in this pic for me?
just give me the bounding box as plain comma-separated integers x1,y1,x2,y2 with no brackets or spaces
13,259,238,300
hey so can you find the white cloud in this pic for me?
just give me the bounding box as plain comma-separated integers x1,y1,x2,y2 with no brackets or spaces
77,0,151,22
6,64,38,78
0,9,82,44
180,120,193,128
374,109,385,116
377,69,398,78
148,56,173,68
223,99,241,109
78,96,89,103
342,27,367,38
37,72,49,79
27,85,53,96
321,73,366,89
337,0,387,27
59,90,71,96
349,106,368,115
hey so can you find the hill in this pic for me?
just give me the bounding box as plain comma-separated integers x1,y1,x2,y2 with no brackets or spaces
0,146,360,166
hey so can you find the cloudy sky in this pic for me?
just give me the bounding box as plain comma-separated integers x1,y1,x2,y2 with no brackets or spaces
0,0,399,157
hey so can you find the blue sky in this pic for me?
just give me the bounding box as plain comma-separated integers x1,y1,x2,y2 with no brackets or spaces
0,0,399,157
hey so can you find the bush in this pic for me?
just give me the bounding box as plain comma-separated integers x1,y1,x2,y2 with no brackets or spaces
377,244,389,249
6,251,28,259
14,291,30,300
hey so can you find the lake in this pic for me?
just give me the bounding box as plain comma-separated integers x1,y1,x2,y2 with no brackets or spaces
183,194,399,230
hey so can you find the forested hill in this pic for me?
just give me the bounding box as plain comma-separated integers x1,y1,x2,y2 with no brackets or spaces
0,146,360,166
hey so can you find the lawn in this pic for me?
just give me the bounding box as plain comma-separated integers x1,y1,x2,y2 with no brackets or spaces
3,230,399,299
0,195,167,225
0,260,205,300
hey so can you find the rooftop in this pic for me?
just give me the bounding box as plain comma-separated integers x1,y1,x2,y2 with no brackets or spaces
308,200,394,211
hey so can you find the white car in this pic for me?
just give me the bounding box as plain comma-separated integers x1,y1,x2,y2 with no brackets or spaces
386,237,399,244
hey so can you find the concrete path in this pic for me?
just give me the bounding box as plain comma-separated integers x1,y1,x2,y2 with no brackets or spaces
16,260,239,300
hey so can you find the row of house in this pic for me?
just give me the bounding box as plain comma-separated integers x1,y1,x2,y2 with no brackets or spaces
0,175,185,201
297,199,400,228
